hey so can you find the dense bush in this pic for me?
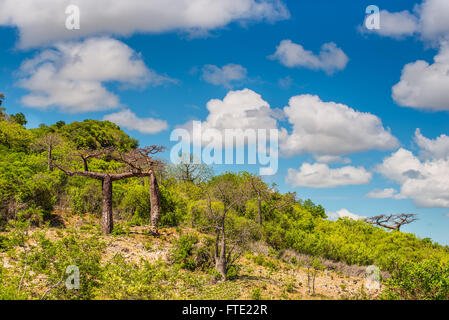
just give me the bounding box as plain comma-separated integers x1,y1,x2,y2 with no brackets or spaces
171,234,199,270
382,260,449,300
27,232,105,300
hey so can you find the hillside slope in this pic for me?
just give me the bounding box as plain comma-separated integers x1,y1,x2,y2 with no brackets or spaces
0,211,381,300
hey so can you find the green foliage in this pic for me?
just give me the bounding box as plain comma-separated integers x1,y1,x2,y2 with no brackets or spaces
116,181,150,223
226,264,241,280
69,180,102,215
251,288,262,300
171,234,199,271
382,260,449,300
28,232,105,300
0,264,29,300
59,119,138,151
0,120,32,150
9,113,27,126
160,184,186,227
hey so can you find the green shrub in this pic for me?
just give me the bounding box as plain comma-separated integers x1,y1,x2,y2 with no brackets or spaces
171,234,199,271
0,264,29,300
69,180,102,215
226,264,241,280
382,260,449,300
27,232,105,300
17,206,48,226
252,288,262,300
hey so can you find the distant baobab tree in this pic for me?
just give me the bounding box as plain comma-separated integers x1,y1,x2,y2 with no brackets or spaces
57,146,165,234
365,214,418,231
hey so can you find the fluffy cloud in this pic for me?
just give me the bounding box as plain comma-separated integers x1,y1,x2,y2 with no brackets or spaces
392,43,449,111
18,37,173,113
191,88,278,132
377,145,449,208
415,128,449,159
364,2,449,111
360,0,449,42
327,208,365,221
269,40,349,74
103,109,168,134
0,0,289,48
280,94,399,157
365,188,402,199
361,10,419,38
181,88,280,149
420,0,449,42
201,64,247,88
286,163,372,188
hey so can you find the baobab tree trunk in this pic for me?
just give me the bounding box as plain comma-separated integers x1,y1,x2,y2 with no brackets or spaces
101,175,113,234
149,170,161,233
215,219,227,281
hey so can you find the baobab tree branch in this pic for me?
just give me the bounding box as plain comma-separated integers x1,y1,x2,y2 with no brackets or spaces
365,214,418,231
54,166,107,180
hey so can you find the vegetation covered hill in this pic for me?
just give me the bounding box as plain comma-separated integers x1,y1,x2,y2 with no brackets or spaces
0,100,449,300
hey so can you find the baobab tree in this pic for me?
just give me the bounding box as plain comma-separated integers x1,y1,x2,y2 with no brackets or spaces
57,146,165,234
365,214,418,231
202,173,249,281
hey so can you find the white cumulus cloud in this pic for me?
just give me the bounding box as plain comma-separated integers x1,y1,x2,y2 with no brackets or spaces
392,43,449,111
269,40,349,74
280,94,399,157
377,146,449,208
188,88,278,132
420,0,449,42
361,10,419,39
286,163,372,188
17,37,174,113
414,128,449,159
360,0,449,43
103,109,168,134
0,0,290,48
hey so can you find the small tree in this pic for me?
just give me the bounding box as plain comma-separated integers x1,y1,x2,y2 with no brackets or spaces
57,146,165,234
365,214,418,231
32,133,64,171
244,173,270,225
168,153,213,184
202,173,249,281
307,258,325,296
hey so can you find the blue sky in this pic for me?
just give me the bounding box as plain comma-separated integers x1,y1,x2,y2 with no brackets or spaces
1,0,449,244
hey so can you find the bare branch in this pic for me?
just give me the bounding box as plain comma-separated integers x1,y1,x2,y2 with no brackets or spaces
365,214,418,231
